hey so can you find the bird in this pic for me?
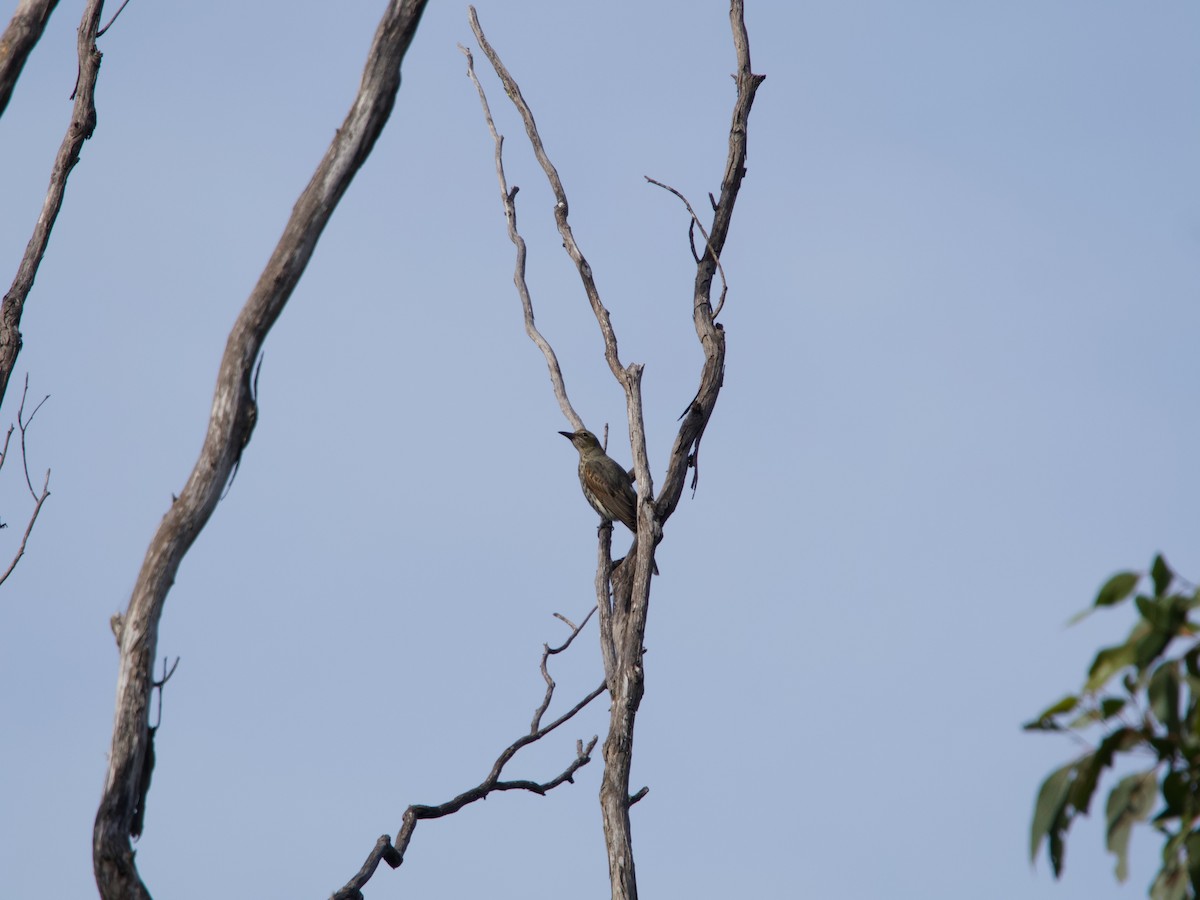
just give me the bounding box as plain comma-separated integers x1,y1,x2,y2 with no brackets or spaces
559,429,657,574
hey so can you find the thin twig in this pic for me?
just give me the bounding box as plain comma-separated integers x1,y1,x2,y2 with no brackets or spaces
468,6,628,385
548,605,595,656
332,628,605,899
95,0,131,37
645,176,730,319
0,423,13,476
458,42,583,432
0,375,51,586
535,605,597,731
17,374,50,499
0,467,49,588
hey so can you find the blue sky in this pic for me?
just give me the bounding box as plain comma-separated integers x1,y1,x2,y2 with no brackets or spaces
1,2,1198,897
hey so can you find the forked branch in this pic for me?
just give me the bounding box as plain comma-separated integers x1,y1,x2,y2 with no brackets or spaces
463,5,762,900
0,375,51,588
653,0,763,523
458,42,583,433
331,610,604,900
468,6,627,386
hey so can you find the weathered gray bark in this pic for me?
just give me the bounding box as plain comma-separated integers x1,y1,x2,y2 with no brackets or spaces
92,2,428,897
0,0,59,119
586,5,763,892
0,0,99,416
467,2,763,897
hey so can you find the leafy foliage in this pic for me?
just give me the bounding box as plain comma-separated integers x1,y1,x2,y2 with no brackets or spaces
1028,555,1200,898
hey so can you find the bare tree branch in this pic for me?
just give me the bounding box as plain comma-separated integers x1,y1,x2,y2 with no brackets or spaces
92,3,429,897
465,4,762,899
0,0,60,120
0,467,48,588
467,7,628,385
0,0,104,414
332,610,604,900
459,43,584,433
466,9,654,582
0,425,13,477
0,375,50,588
644,177,729,319
535,603,596,730
94,0,132,39
655,1,764,522
16,373,49,499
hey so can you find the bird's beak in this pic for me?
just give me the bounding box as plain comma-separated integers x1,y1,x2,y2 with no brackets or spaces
558,431,575,440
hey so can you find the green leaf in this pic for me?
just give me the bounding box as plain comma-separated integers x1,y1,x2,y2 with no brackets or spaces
1153,555,1175,598
1067,606,1096,626
1088,642,1140,692
1137,629,1174,673
1159,770,1189,820
1065,698,1128,730
1151,832,1190,900
1106,769,1160,882
1032,761,1077,865
1067,751,1105,817
1185,830,1200,895
1099,697,1127,719
1150,663,1182,732
1186,646,1200,680
1048,820,1067,876
1097,571,1141,608
1023,695,1079,730
1138,595,1167,629
1151,853,1188,900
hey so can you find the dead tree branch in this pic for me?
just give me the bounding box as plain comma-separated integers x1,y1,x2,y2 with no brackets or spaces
0,0,104,414
94,0,132,38
332,610,604,900
653,2,763,523
0,467,48,588
0,0,60,120
458,43,584,433
643,177,729,319
460,37,626,681
465,4,762,898
16,373,49,498
92,3,429,897
0,375,50,588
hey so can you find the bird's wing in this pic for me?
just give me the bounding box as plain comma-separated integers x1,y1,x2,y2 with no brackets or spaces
582,461,637,529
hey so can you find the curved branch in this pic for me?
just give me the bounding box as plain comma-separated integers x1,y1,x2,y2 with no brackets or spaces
468,6,626,385
459,43,583,431
643,177,729,319
655,0,763,524
0,0,60,120
0,467,48,588
92,3,429,897
467,10,658,579
0,0,102,414
465,8,762,900
332,609,604,899
0,375,51,588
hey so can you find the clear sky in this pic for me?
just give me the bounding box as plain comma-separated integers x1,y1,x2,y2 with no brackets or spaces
1,2,1197,898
